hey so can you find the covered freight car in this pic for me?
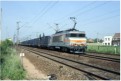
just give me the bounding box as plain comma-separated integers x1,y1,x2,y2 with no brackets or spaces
39,36,50,48
21,35,50,48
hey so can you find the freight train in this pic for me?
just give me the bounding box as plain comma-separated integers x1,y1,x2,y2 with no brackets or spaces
21,28,87,53
21,18,87,53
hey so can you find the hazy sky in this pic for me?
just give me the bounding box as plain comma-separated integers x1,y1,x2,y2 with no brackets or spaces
1,0,120,41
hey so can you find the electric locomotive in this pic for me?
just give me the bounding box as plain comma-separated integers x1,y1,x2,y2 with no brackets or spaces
48,17,87,53
48,28,87,53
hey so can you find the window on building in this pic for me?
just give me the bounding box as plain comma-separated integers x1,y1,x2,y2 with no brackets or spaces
105,38,107,41
108,38,110,41
108,43,110,45
105,43,107,45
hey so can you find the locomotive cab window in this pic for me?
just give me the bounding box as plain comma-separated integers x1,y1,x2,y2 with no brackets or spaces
78,34,85,37
70,34,77,37
66,33,85,37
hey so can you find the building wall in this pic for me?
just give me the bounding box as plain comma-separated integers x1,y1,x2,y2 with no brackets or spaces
103,36,113,46
112,41,120,46
112,40,120,46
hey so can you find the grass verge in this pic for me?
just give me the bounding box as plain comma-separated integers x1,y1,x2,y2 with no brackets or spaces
87,45,120,55
0,39,26,80
1,48,26,80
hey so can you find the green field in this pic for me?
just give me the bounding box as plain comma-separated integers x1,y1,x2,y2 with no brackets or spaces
87,45,120,55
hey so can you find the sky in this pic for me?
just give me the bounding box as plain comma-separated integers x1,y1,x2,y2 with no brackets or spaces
0,0,120,41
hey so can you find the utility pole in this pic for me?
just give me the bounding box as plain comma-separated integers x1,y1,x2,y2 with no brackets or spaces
70,17,77,29
13,33,16,44
16,21,20,45
16,22,28,44
97,33,99,43
0,8,2,42
6,26,8,39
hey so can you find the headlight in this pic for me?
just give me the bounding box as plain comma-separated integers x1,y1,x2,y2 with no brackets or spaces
70,43,78,46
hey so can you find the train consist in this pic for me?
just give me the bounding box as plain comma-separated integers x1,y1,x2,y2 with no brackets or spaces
21,18,87,53
21,28,87,53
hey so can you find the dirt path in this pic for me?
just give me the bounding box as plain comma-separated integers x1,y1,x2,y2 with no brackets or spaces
22,56,47,80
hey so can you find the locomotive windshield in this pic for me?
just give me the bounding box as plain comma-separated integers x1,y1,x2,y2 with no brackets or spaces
66,33,85,37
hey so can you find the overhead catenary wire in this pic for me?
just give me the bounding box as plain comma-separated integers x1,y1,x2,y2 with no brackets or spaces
20,1,52,29
80,9,120,22
54,1,97,23
79,14,120,27
23,1,58,34
18,1,53,40
47,23,57,31
20,1,119,41
21,1,59,39
75,1,109,17
30,1,59,26
77,14,119,38
21,1,106,36
74,8,120,28
56,1,109,26
41,23,68,34
28,1,53,26
19,1,96,32
58,1,113,30
26,8,119,40
19,2,52,31
19,22,29,29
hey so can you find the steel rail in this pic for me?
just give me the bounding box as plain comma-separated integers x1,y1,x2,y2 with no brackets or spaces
22,47,120,80
80,54,120,63
26,47,120,75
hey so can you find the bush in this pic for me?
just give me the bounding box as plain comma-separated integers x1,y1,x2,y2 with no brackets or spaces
0,39,13,55
1,49,26,80
0,39,26,80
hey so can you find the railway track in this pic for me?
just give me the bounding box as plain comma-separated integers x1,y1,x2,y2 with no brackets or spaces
21,46,120,72
21,46,120,80
79,53,120,63
30,47,120,63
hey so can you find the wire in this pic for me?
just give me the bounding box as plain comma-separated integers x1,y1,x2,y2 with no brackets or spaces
44,2,118,34
75,1,109,17
31,1,59,26
32,1,58,27
20,1,119,41
54,1,96,23
19,1,52,33
21,1,52,27
20,1,59,39
56,1,108,26
29,1,52,24
63,1,110,30
80,14,119,27
80,9,120,22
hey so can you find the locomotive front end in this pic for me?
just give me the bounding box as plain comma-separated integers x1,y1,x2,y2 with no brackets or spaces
65,31,87,53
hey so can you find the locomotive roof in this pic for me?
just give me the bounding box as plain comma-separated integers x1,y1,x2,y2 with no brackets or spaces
55,28,85,34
